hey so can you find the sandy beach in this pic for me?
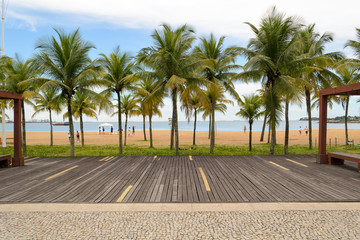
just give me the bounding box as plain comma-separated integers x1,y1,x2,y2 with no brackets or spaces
2,128,359,147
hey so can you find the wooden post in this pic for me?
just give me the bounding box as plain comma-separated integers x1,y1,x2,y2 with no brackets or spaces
12,99,24,166
317,94,328,163
329,138,331,148
335,137,337,146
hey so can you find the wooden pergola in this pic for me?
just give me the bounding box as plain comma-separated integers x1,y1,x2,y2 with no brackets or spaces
317,83,360,164
0,90,23,166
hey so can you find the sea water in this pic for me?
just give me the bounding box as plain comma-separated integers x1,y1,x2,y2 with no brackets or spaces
1,120,359,133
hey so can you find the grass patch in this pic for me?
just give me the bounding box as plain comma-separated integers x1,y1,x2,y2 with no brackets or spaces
0,143,359,157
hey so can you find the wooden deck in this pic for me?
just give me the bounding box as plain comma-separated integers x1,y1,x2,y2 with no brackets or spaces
0,155,359,203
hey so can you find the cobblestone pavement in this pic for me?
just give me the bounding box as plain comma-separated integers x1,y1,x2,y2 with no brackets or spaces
1,210,359,239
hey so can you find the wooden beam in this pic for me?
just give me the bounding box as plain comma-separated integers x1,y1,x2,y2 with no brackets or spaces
317,94,328,164
12,99,24,167
0,91,22,100
320,83,360,96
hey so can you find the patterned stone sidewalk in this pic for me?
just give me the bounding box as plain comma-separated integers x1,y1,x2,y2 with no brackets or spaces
1,209,359,239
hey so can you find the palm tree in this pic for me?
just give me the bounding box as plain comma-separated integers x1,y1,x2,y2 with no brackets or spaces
296,24,339,149
138,24,200,155
64,91,106,146
120,94,138,146
238,7,301,154
332,62,360,145
2,55,39,156
181,93,202,145
99,46,137,154
32,89,63,146
345,28,360,61
236,94,263,151
133,78,165,148
200,86,233,140
34,28,100,157
195,34,241,154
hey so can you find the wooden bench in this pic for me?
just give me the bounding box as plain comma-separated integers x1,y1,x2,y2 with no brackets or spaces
328,152,360,172
0,155,11,167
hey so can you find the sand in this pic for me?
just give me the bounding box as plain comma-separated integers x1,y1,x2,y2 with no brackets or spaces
2,128,359,147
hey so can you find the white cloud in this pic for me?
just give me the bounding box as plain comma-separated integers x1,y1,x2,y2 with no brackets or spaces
10,0,360,45
7,10,38,31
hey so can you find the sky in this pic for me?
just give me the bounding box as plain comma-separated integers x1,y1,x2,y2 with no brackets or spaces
2,0,360,122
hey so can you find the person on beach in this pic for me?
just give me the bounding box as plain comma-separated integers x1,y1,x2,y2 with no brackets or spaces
132,125,135,135
305,126,309,136
244,125,246,134
110,126,113,134
98,127,101,135
76,130,80,142
68,132,70,142
102,126,105,134
299,126,302,135
128,127,131,137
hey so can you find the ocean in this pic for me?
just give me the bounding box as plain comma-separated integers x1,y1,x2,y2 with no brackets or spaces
1,120,359,133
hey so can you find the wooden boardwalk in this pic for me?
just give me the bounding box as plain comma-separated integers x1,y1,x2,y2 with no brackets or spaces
0,155,359,203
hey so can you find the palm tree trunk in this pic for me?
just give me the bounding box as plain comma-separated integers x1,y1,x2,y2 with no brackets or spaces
284,99,289,155
21,101,27,156
260,113,267,142
142,114,147,141
270,118,276,155
249,121,253,151
80,110,84,147
173,89,179,155
208,114,211,139
117,91,123,154
149,111,153,148
345,96,349,145
49,109,53,146
67,96,75,157
173,88,179,156
305,88,312,149
267,122,271,143
193,108,197,145
124,113,128,146
170,100,175,150
210,100,215,154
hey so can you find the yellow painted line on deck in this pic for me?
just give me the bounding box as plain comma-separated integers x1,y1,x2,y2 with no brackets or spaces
154,156,157,159
45,165,79,181
189,155,193,161
24,157,40,162
99,156,110,162
116,185,133,203
198,167,211,191
286,158,308,167
104,156,115,162
269,161,289,171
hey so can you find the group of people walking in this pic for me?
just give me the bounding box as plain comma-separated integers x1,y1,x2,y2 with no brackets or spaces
299,126,309,136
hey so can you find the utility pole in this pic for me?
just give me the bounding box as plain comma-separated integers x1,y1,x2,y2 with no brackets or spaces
1,0,6,147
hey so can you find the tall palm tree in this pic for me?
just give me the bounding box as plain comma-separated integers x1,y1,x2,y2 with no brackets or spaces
238,7,301,154
99,46,137,154
120,94,138,146
32,89,63,146
34,28,100,157
296,24,339,149
2,55,39,156
195,34,241,154
138,24,200,155
236,94,263,151
133,78,165,148
332,62,360,145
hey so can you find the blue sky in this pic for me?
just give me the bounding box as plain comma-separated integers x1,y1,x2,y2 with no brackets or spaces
3,0,360,122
